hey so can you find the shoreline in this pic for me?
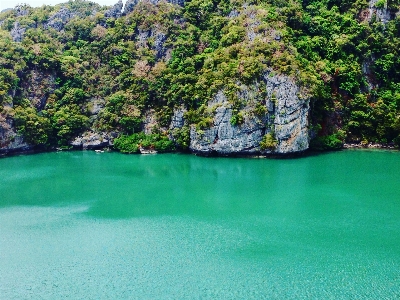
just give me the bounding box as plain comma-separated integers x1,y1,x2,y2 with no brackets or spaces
1,143,398,159
343,143,397,150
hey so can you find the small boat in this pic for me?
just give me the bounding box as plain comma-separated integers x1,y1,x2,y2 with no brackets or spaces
139,147,157,154
95,150,104,153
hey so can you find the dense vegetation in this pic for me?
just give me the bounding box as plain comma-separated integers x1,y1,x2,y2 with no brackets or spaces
0,0,399,152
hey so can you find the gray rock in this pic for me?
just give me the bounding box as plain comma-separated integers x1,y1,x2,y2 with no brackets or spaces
366,0,393,24
170,106,186,130
143,109,157,134
362,60,377,92
70,132,111,150
263,71,309,153
228,10,239,18
189,91,267,155
20,70,57,111
0,116,31,154
44,7,75,31
245,12,260,42
104,0,123,18
14,5,30,17
166,0,185,6
189,72,309,155
10,21,26,42
135,28,168,60
136,29,150,48
153,31,167,59
124,0,139,14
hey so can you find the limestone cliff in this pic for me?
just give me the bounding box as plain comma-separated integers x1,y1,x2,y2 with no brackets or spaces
2,0,357,156
189,72,309,155
0,109,31,154
0,70,57,154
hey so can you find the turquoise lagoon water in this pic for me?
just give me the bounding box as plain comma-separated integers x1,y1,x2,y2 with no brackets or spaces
0,150,399,299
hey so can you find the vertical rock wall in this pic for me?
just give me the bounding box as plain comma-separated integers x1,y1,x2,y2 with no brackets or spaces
0,104,31,154
264,72,309,153
189,90,267,155
189,72,309,155
369,0,392,23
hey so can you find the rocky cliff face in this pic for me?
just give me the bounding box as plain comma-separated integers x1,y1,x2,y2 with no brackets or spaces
189,72,309,155
104,0,123,18
189,90,266,155
365,0,392,24
0,108,31,154
359,0,395,91
71,131,115,150
10,21,27,42
0,0,311,157
20,70,57,111
265,72,309,153
0,70,57,154
0,72,309,156
43,7,77,31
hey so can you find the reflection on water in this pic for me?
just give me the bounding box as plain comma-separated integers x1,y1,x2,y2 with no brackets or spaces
0,150,400,298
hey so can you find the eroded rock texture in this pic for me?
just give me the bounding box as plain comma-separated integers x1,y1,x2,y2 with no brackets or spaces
71,131,114,150
189,91,266,155
43,7,77,31
0,110,31,154
264,72,309,153
104,0,123,18
10,21,27,42
0,71,57,154
20,70,57,111
189,72,309,155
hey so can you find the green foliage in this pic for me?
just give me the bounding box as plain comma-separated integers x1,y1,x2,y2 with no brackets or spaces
254,102,267,116
156,106,173,128
260,132,278,150
113,134,140,153
375,0,386,8
59,88,86,105
196,116,214,130
113,132,175,153
50,104,89,145
171,126,191,150
96,92,143,133
230,111,244,126
310,131,345,150
0,32,26,104
14,106,51,145
291,0,400,146
220,26,246,47
0,0,399,152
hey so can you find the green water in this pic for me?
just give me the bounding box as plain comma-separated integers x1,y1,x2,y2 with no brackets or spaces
1,150,400,299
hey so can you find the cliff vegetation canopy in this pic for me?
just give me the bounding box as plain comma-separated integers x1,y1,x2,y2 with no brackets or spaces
0,0,399,152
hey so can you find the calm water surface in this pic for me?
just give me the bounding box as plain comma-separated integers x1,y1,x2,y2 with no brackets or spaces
0,150,400,299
